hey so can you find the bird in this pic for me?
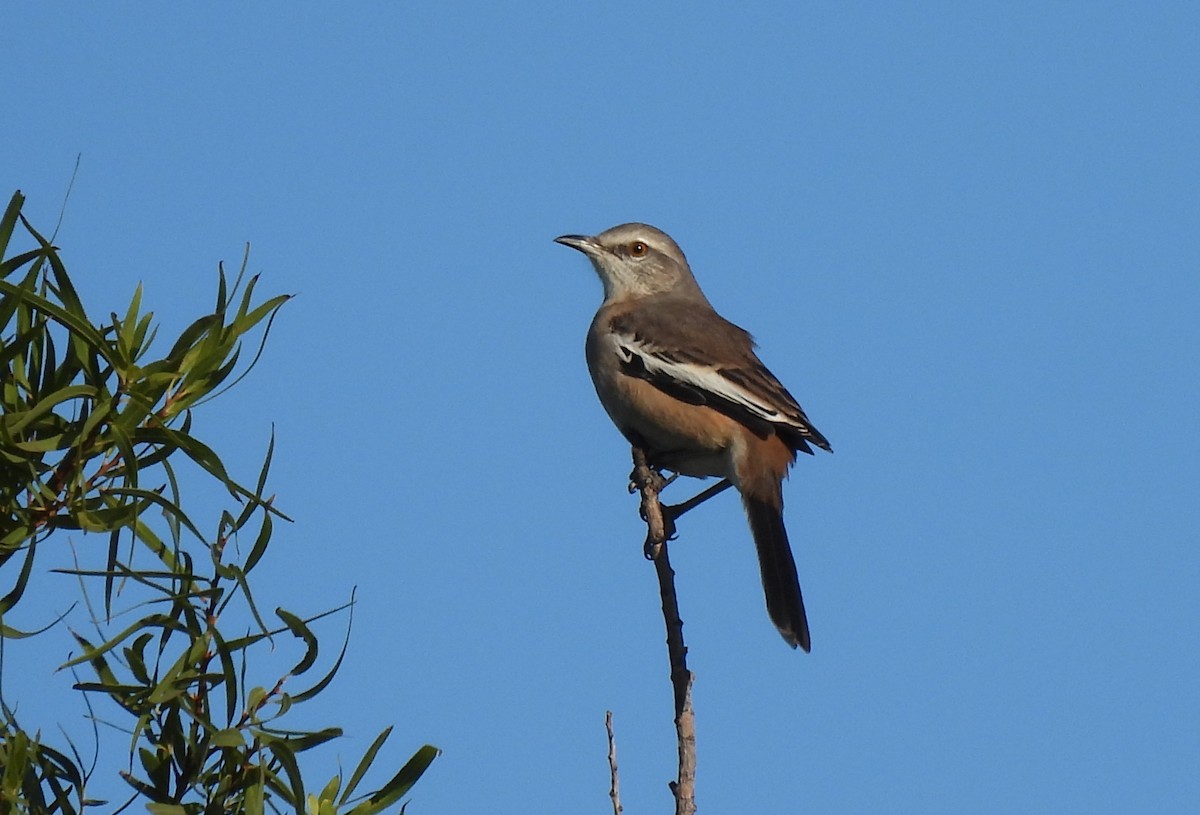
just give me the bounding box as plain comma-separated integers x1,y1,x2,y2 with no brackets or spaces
555,222,831,651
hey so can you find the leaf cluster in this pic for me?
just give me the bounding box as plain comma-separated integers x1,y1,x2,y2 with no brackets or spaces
0,191,436,814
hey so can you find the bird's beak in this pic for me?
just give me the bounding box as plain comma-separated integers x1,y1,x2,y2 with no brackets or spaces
553,234,603,257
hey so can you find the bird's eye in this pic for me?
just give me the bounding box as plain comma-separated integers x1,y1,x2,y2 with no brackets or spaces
629,241,648,257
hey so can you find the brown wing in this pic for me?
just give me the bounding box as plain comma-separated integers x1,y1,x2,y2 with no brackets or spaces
609,298,831,455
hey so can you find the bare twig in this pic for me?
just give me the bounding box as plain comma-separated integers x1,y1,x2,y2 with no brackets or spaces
630,447,697,815
606,710,623,815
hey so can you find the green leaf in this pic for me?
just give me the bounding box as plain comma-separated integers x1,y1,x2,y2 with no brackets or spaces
292,589,354,704
0,247,43,281
19,212,85,319
244,773,265,815
128,426,234,494
211,728,246,748
267,727,342,754
210,627,240,727
59,613,185,670
317,774,341,805
243,510,273,575
146,805,188,815
264,737,305,814
0,603,74,638
103,487,204,547
341,727,392,804
0,535,37,614
163,313,220,368
0,384,96,435
104,527,120,621
0,280,112,364
118,283,144,361
0,190,25,259
247,686,268,712
348,745,439,815
124,632,154,685
277,608,318,676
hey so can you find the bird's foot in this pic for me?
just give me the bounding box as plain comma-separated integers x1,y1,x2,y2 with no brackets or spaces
641,479,734,559
643,514,678,559
628,466,677,495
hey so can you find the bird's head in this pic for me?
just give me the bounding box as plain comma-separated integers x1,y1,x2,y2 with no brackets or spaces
555,223,707,304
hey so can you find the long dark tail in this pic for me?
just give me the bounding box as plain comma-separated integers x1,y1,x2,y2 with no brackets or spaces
743,494,811,651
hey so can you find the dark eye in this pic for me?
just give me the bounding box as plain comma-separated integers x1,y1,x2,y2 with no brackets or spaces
629,241,648,257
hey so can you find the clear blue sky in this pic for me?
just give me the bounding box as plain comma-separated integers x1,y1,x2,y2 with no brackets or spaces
5,3,1198,812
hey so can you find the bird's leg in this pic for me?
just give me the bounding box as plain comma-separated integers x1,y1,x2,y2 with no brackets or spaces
634,477,736,558
635,467,675,548
663,479,734,525
634,469,683,549
629,449,678,559
637,478,736,558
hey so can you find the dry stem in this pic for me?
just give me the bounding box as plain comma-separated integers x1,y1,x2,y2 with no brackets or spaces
606,710,623,815
630,447,697,815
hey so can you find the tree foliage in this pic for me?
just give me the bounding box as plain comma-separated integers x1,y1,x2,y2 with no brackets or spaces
0,190,436,814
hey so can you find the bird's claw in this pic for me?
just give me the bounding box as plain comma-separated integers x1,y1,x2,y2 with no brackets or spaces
628,465,676,494
642,512,679,559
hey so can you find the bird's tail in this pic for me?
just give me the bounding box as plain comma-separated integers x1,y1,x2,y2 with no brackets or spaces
742,492,811,651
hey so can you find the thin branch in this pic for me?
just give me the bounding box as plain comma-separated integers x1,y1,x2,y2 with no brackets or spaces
630,447,697,815
606,710,622,815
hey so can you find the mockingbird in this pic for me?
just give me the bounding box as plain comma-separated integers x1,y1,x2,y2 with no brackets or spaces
556,222,831,650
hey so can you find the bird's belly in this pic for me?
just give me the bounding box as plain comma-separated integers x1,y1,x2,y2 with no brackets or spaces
598,372,734,480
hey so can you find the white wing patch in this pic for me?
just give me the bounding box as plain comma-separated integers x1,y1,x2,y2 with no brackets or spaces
613,333,794,428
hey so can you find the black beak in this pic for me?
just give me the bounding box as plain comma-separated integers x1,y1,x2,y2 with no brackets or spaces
553,234,602,256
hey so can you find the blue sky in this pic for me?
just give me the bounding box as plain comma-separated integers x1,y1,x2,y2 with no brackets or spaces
4,2,1198,812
